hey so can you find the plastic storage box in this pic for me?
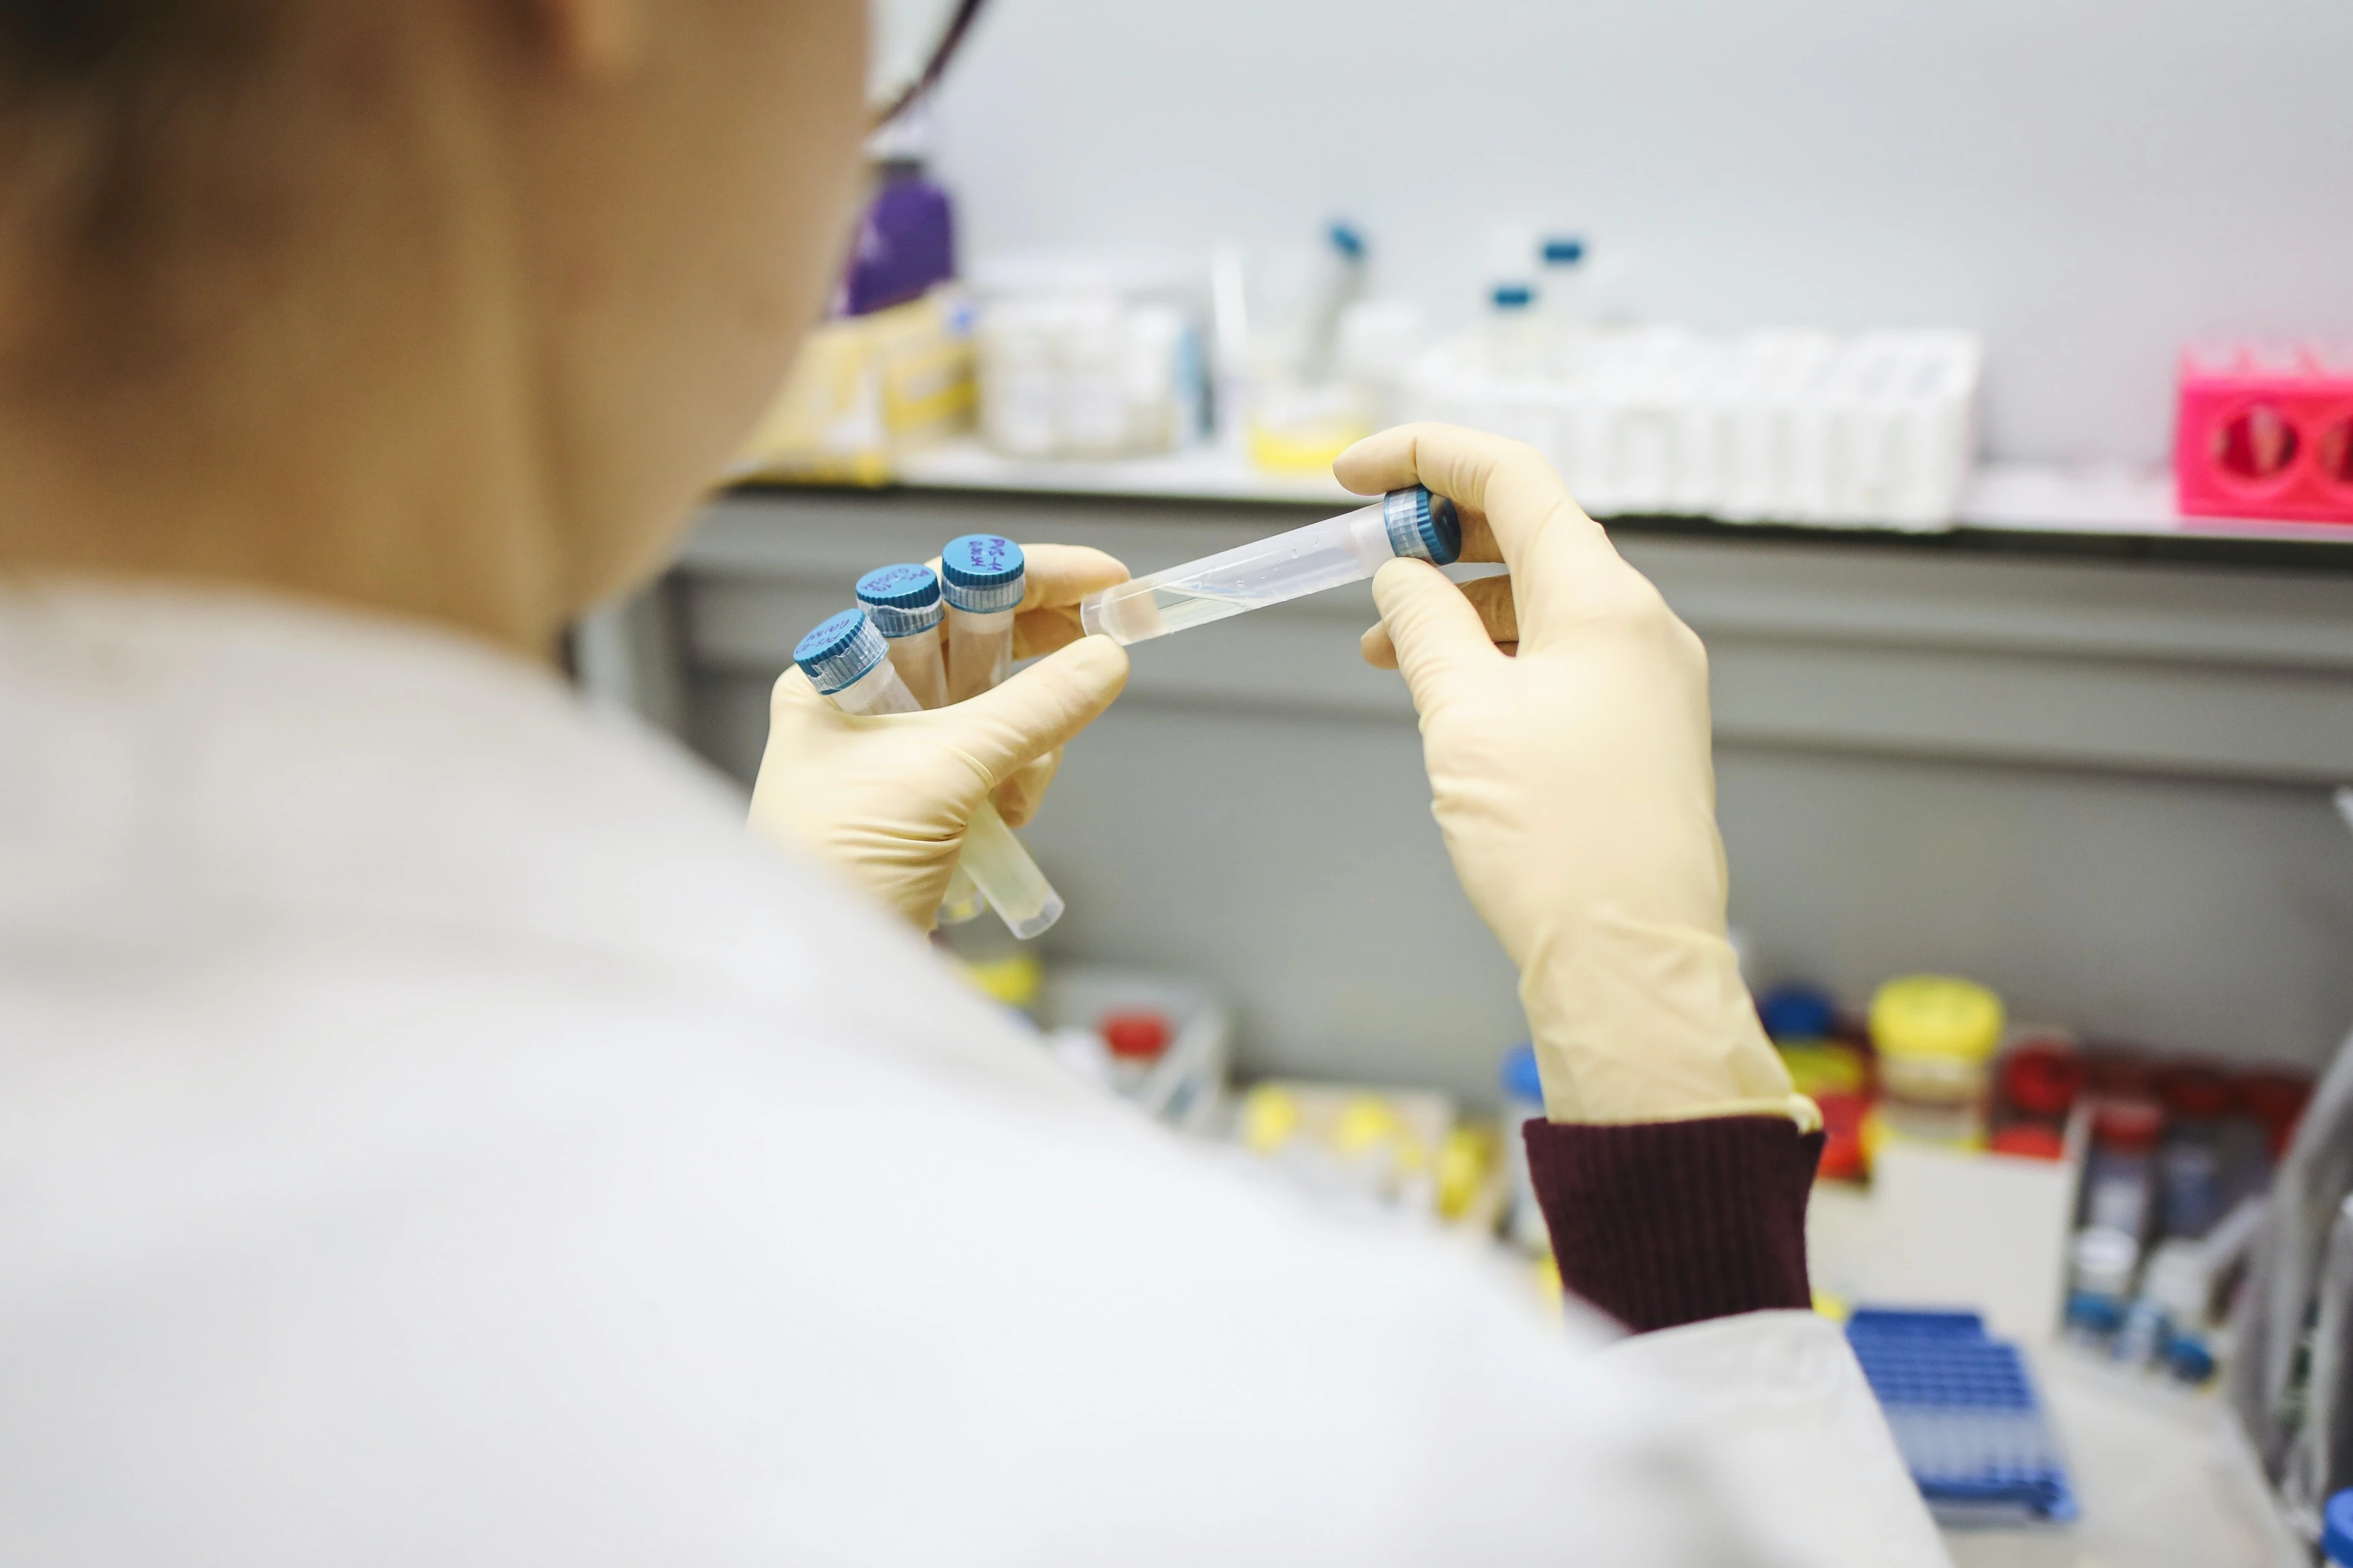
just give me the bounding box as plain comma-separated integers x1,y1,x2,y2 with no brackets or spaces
1846,1308,2079,1526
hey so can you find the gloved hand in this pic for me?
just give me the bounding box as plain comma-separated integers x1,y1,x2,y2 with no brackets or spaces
1341,425,1810,1128
749,546,1129,928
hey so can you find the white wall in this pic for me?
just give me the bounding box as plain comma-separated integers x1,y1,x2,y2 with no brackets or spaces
929,0,2353,466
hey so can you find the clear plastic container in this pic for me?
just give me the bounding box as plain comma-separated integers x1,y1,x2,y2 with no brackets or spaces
1078,485,1460,646
941,534,1024,702
793,609,1062,939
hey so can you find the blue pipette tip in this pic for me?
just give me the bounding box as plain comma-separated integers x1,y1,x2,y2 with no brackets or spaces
794,608,888,695
856,563,943,637
940,535,1026,613
1384,486,1462,567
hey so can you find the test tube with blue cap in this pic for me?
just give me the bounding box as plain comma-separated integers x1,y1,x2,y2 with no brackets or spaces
855,563,982,923
941,534,1025,702
1077,485,1460,645
793,608,1064,939
856,563,949,710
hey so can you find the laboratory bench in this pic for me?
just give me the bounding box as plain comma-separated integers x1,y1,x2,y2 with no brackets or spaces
580,456,2353,1106
1943,1344,2301,1567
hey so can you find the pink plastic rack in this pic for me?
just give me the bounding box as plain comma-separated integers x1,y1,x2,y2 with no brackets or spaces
2176,343,2353,524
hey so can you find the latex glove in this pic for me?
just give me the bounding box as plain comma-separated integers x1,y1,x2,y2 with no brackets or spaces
749,546,1129,929
1343,424,1811,1128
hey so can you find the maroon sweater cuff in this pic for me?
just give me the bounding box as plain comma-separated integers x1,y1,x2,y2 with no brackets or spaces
1523,1115,1823,1333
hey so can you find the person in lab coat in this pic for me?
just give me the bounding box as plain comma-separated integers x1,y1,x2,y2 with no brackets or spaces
0,1,1946,1563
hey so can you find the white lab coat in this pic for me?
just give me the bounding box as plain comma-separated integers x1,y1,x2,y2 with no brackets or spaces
0,584,1947,1566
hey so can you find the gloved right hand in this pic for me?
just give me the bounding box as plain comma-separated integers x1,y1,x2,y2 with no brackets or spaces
1339,424,1810,1129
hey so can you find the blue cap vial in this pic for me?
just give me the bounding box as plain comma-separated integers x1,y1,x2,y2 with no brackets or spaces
855,563,943,638
1490,282,1533,311
1540,237,1585,266
1382,486,1462,567
940,535,1027,614
794,608,888,696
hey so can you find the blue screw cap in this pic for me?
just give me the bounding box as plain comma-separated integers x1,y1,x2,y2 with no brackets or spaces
1490,282,1533,310
794,608,889,696
1541,237,1585,266
1328,220,1366,261
940,535,1027,613
1383,486,1462,567
855,563,943,638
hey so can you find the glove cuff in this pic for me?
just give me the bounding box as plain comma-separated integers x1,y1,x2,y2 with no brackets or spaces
1523,1113,1824,1331
1519,907,1796,1124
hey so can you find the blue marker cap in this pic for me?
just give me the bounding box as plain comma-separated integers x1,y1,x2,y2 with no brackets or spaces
2324,1489,2353,1567
855,563,943,638
1490,282,1533,310
939,535,1026,614
1541,237,1585,266
1500,1042,1543,1106
1382,486,1462,567
794,608,889,696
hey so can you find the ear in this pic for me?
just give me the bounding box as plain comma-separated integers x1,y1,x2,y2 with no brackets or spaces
503,0,645,79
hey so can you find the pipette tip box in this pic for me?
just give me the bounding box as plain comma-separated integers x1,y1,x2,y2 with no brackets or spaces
1845,1307,2079,1528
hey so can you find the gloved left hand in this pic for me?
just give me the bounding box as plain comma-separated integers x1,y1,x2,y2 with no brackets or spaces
748,545,1129,928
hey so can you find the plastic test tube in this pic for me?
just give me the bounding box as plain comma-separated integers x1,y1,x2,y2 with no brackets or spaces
941,534,1025,703
1078,485,1460,646
793,609,1064,940
856,563,949,709
856,563,982,924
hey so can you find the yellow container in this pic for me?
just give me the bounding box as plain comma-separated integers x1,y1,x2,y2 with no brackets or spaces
1870,975,2004,1149
730,288,975,486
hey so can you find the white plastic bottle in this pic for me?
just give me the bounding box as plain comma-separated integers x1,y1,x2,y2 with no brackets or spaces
1484,280,1542,378
1537,235,1591,367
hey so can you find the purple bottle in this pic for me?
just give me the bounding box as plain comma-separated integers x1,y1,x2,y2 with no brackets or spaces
836,115,957,317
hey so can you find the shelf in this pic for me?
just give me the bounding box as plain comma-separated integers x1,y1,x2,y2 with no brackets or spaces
856,439,2353,556
891,439,1356,505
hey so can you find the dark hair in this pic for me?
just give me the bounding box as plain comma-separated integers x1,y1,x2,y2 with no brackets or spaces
0,0,224,89
0,0,274,382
